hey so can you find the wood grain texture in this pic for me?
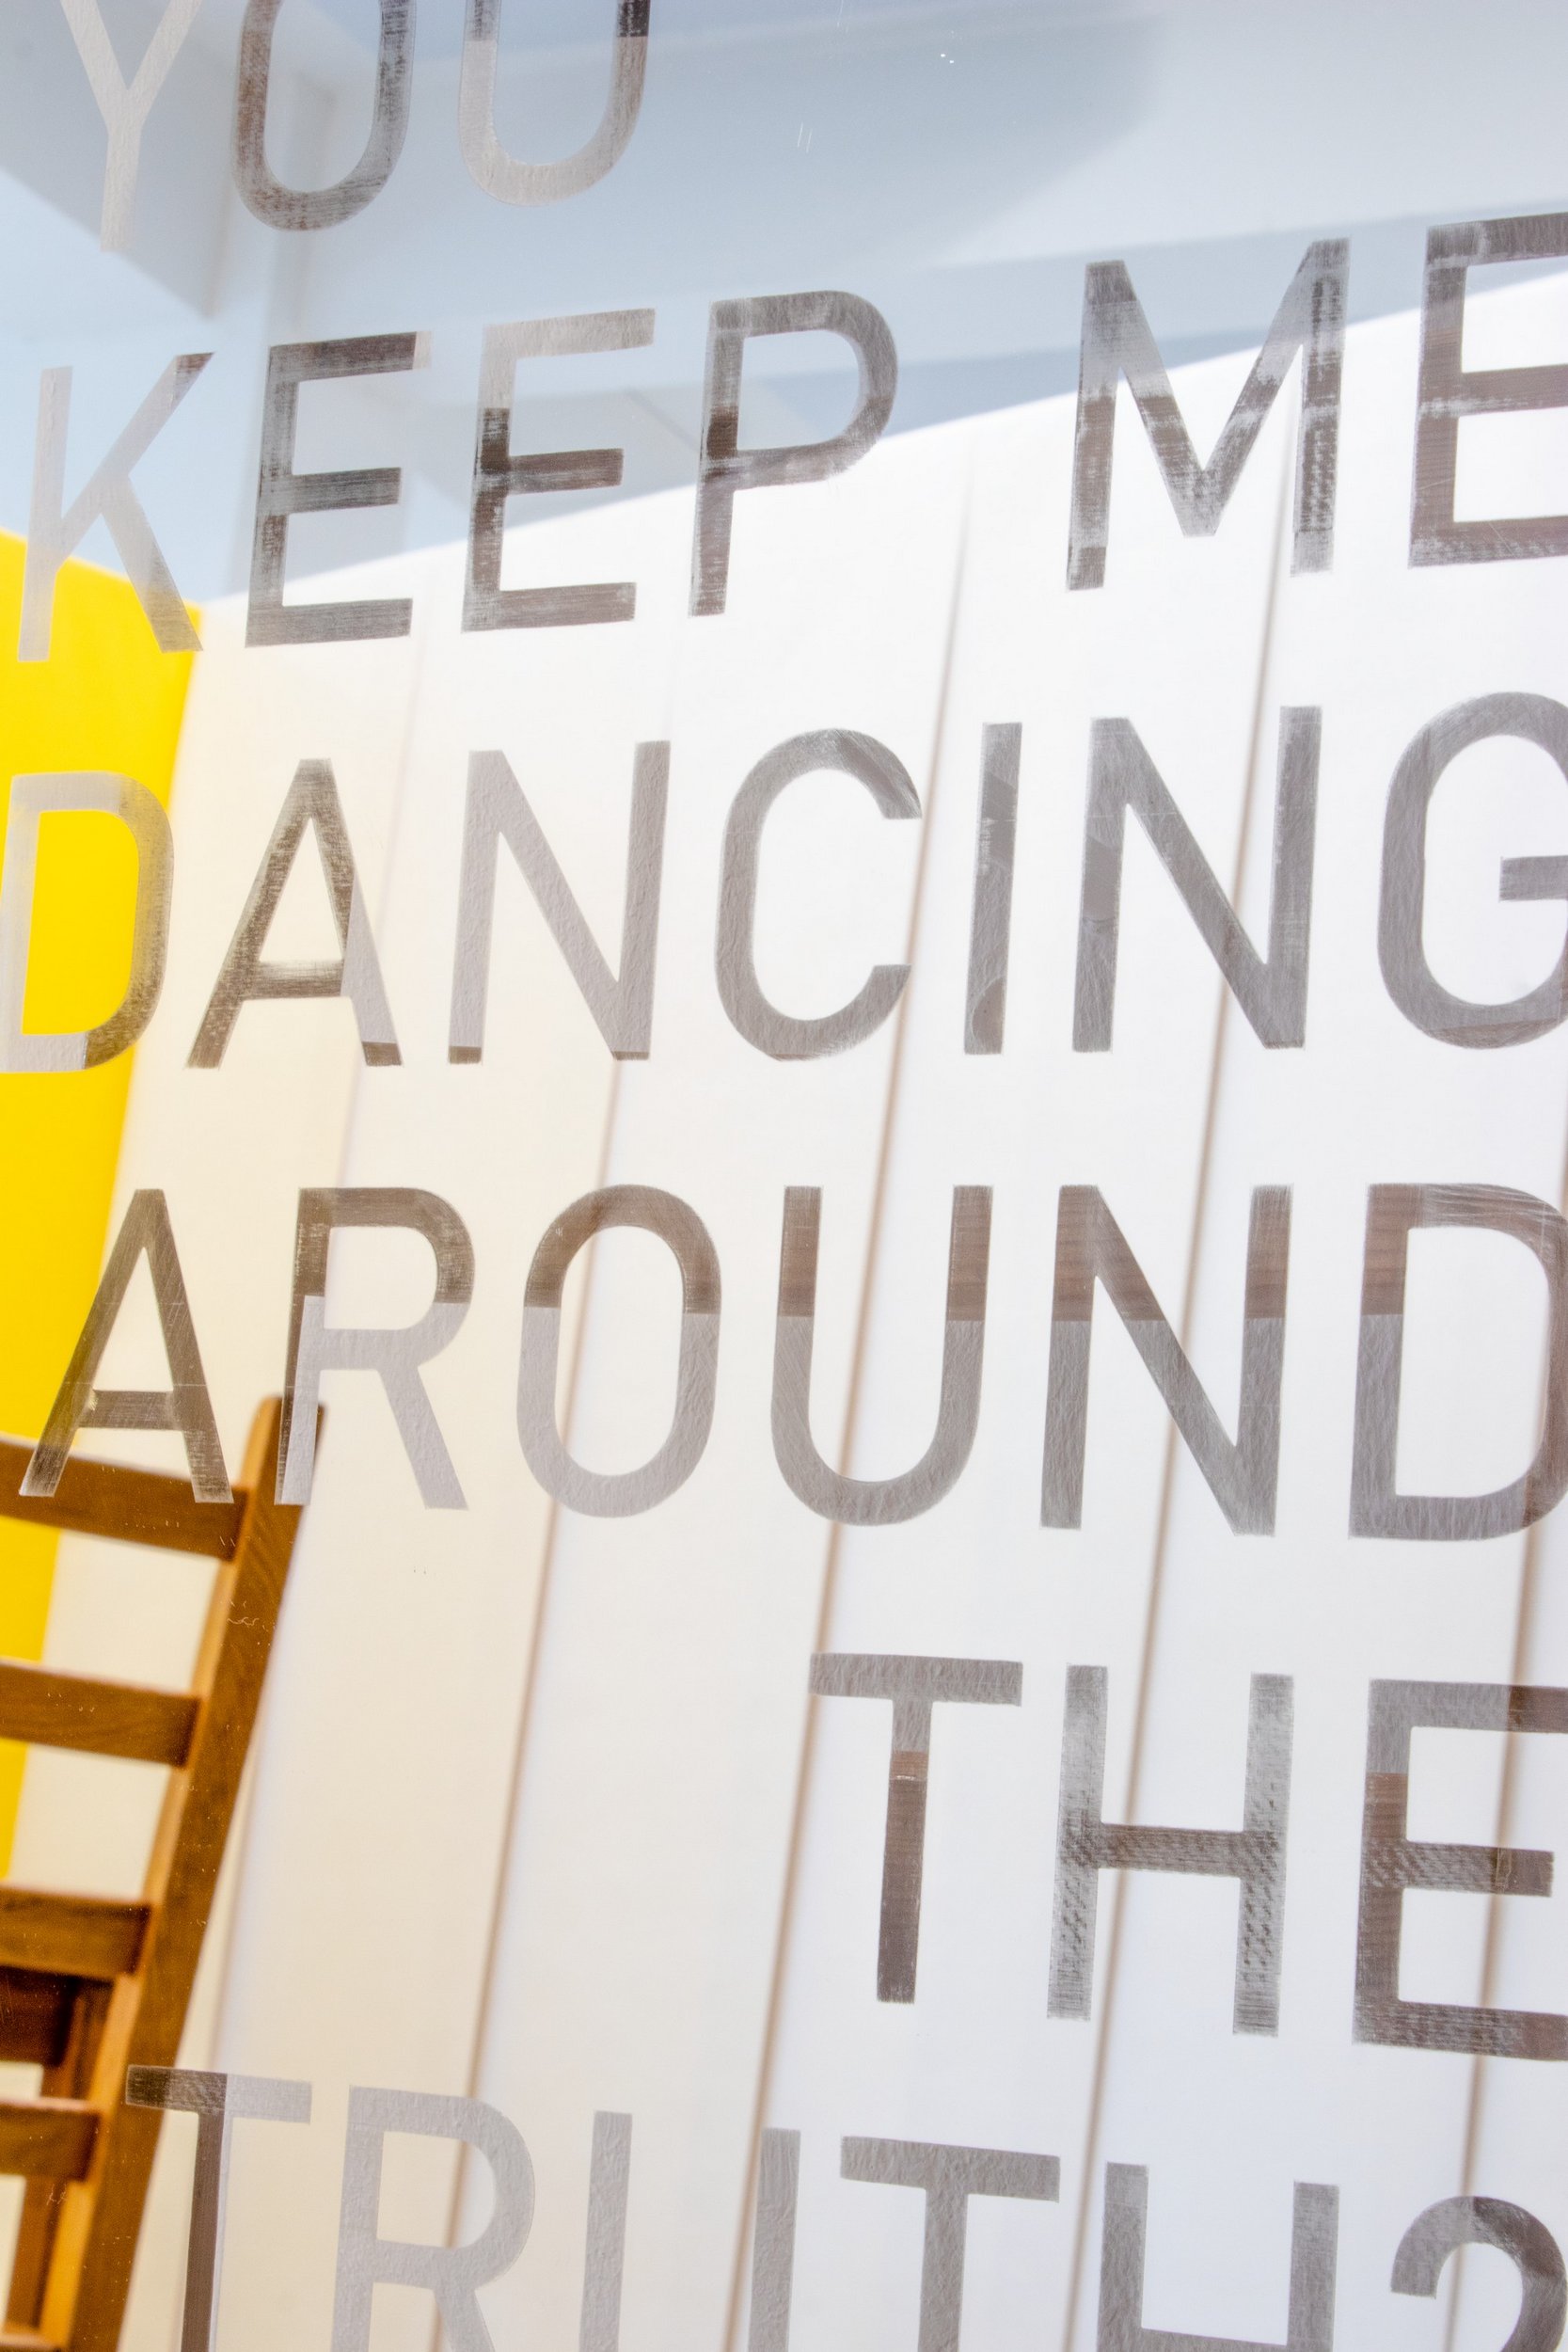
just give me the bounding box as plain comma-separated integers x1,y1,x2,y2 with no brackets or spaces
0,2107,97,2185
6,1988,108,2336
0,1896,146,1983
0,1972,75,2069
39,1401,301,2352
0,1400,302,2352
0,1664,196,1768
0,1440,242,1562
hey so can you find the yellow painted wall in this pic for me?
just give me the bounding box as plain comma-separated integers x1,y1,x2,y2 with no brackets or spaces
0,535,193,1869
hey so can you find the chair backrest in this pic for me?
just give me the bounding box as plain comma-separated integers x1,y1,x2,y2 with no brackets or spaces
0,1400,301,2352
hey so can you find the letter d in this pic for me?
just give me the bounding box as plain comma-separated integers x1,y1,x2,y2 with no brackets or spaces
0,772,172,1071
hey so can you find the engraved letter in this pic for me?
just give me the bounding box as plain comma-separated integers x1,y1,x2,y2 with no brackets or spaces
747,2130,800,2352
1099,2166,1337,2352
1050,1666,1292,2033
809,1653,1022,2002
1075,712,1318,1053
281,1190,474,1508
332,2089,531,2352
841,2138,1058,2352
235,0,412,230
1379,695,1568,1047
1069,243,1347,589
127,2069,311,2352
718,730,917,1060
691,293,897,616
774,1188,990,1524
459,0,648,207
21,355,208,660
0,773,171,1072
1042,1188,1291,1534
964,724,1021,1056
24,1190,230,1502
58,0,205,251
1411,214,1568,568
579,2112,631,2352
1351,1185,1568,1540
1355,1681,1568,2057
247,335,426,647
517,1186,720,1516
1393,2199,1565,2352
465,310,655,632
450,745,666,1062
190,762,399,1068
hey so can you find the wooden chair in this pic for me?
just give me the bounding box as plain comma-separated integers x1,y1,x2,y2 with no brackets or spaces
0,1401,301,2352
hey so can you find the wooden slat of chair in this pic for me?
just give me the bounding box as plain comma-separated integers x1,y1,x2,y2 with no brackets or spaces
0,1400,301,2352
0,1973,77,2071
0,2107,97,2185
0,1665,197,1769
0,1898,147,1983
3,1989,107,2341
0,1446,243,1564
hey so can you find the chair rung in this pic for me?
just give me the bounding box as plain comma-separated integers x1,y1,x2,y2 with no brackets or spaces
0,1890,148,1981
0,2328,61,2352
0,1438,243,1561
0,1662,197,1768
0,2098,98,2182
0,1970,75,2068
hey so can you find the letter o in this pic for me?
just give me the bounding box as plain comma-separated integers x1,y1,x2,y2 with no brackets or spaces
517,1185,720,1517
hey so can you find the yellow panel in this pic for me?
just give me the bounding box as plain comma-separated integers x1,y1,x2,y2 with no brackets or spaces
0,535,194,1870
